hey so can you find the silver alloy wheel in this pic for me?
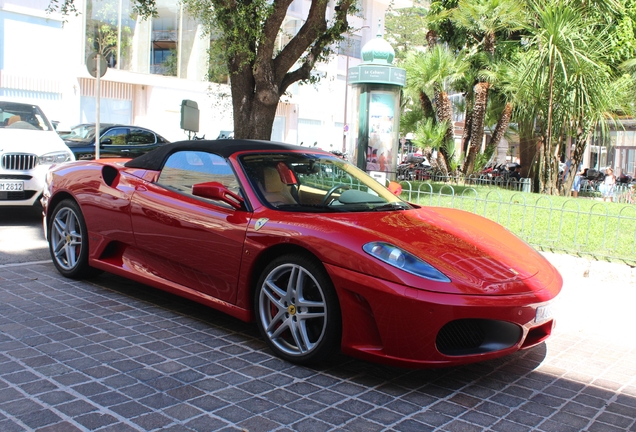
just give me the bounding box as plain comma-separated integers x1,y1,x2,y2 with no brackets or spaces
51,207,83,271
258,263,328,356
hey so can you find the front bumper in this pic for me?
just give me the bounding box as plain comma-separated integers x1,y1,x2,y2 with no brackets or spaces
325,263,559,368
0,165,48,206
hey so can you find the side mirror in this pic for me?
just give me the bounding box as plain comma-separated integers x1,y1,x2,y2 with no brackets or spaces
100,138,112,145
388,181,402,196
192,181,244,210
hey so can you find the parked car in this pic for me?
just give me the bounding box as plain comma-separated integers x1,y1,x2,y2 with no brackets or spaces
42,139,562,368
0,99,75,207
61,124,170,160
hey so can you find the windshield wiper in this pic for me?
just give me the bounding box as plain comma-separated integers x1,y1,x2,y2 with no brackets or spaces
274,203,344,212
369,202,410,212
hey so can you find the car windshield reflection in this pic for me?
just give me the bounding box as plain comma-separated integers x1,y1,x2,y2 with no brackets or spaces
61,124,100,142
240,153,411,212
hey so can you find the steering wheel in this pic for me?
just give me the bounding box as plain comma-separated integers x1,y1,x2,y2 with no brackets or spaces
321,184,350,205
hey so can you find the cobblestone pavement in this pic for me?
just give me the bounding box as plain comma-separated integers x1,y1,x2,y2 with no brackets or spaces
0,255,635,432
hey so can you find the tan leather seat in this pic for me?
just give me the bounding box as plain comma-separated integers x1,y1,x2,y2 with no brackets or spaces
260,167,297,205
7,115,21,126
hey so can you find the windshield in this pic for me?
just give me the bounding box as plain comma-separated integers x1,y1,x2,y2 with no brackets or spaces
240,152,411,212
60,124,100,142
0,101,54,131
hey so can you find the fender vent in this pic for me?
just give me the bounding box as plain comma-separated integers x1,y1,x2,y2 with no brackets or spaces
102,165,120,187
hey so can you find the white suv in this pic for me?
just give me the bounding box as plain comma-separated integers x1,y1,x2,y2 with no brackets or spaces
0,100,75,206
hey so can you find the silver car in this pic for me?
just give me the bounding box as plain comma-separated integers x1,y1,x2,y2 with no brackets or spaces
0,100,75,206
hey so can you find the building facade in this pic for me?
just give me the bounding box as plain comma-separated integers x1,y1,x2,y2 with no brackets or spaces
0,0,404,145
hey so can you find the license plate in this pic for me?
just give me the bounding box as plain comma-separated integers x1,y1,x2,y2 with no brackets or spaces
535,304,555,323
0,181,24,192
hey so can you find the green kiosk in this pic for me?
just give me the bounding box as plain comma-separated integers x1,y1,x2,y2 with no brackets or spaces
345,27,406,184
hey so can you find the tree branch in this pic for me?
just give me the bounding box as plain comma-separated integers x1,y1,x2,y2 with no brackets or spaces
256,0,295,66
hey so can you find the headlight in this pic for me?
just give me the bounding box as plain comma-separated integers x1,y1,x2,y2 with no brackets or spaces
363,242,451,282
38,151,73,165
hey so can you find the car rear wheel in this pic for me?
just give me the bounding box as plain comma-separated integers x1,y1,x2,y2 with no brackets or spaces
255,254,341,365
49,199,100,279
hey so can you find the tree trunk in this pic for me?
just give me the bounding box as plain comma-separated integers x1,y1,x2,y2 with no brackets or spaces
518,120,538,182
230,65,280,139
463,82,489,174
218,0,355,140
485,102,512,159
460,88,474,166
436,90,454,175
419,91,435,120
562,121,593,195
426,30,438,49
540,57,558,195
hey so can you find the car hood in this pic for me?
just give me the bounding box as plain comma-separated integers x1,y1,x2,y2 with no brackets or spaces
306,206,560,297
0,129,71,155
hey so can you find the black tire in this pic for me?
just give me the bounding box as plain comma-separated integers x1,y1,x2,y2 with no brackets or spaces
254,254,341,365
48,199,101,279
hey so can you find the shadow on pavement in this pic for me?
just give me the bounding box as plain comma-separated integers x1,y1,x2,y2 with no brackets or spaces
0,262,634,431
0,205,49,264
0,205,43,224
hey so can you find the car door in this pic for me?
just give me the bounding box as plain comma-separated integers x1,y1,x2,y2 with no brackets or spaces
99,127,130,158
129,150,250,303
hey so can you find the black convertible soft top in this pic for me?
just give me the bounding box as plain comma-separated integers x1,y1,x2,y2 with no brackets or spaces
124,139,324,171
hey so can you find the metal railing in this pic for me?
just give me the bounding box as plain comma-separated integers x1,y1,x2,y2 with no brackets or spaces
398,178,636,265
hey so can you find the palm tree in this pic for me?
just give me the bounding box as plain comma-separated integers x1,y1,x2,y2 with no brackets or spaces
404,46,468,174
516,0,629,194
452,0,526,174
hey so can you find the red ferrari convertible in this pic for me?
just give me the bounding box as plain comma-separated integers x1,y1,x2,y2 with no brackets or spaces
42,140,562,368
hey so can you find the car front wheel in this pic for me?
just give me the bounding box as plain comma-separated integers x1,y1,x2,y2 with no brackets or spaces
255,254,341,365
48,199,100,279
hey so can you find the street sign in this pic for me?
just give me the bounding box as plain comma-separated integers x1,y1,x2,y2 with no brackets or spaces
87,53,107,78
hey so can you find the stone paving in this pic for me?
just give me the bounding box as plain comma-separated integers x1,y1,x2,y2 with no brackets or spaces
0,256,635,432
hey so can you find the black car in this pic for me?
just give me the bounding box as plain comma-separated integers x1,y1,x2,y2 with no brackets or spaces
61,124,170,160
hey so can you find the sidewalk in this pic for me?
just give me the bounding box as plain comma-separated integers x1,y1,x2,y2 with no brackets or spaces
0,256,634,431
542,252,636,348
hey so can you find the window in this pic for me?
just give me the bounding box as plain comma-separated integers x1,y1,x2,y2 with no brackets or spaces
157,151,240,207
128,129,156,145
101,127,129,145
0,102,52,131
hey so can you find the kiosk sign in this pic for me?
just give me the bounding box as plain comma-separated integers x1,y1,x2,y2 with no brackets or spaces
347,65,406,86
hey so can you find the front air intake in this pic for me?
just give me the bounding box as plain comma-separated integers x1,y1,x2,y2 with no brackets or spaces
436,319,522,356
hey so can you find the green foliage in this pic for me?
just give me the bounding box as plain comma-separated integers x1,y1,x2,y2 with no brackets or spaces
428,0,466,49
384,0,429,63
452,0,526,54
85,1,133,67
441,138,459,171
404,45,468,96
400,103,425,136
163,49,178,77
183,0,268,71
473,151,491,173
46,0,79,16
413,117,448,150
207,39,229,83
